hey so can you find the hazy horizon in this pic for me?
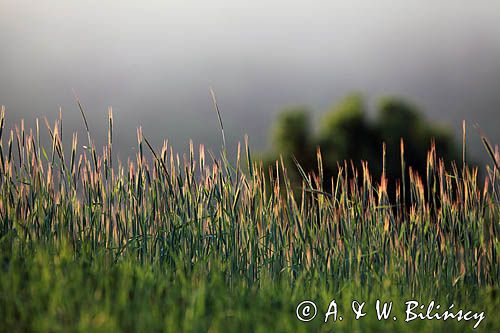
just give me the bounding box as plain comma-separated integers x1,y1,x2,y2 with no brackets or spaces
1,1,499,164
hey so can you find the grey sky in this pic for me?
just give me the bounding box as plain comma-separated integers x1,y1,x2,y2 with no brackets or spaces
1,1,499,163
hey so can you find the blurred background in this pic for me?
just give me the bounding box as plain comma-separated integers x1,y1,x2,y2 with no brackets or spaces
1,0,499,169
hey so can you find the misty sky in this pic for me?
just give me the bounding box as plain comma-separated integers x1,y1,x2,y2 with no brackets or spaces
1,0,499,163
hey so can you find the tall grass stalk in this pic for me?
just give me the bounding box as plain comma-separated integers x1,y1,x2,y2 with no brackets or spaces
0,110,498,293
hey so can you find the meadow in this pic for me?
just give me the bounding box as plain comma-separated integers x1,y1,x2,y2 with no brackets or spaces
0,105,499,332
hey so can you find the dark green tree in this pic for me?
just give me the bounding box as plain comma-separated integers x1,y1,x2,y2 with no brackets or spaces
266,94,460,196
376,97,458,181
317,94,380,181
272,107,313,167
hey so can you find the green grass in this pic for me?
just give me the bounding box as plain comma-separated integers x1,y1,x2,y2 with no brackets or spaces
0,106,499,332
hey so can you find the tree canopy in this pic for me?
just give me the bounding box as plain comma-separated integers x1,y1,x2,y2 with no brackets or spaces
267,94,459,191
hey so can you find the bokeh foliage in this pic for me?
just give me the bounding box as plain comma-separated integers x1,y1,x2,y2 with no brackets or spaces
269,94,459,190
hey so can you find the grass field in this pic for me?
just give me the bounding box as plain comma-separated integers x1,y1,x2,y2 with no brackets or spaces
0,106,499,332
